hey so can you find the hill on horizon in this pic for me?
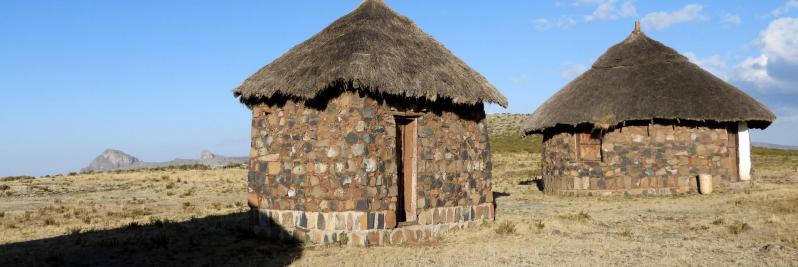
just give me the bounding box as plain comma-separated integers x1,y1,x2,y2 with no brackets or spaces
80,149,247,173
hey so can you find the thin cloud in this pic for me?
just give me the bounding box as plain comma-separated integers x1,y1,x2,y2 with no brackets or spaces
584,0,637,21
721,12,742,25
771,0,798,17
534,16,578,31
571,0,604,7
641,4,706,30
540,0,635,31
511,74,530,86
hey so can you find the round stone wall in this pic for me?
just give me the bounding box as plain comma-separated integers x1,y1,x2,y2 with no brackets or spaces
246,91,495,245
541,123,751,196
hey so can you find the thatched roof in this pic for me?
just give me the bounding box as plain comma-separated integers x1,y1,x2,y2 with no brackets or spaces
523,23,775,134
233,0,507,107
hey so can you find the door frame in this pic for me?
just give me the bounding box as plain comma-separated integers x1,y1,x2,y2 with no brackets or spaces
394,115,419,224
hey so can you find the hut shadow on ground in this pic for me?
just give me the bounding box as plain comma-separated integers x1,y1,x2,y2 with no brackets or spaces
519,179,545,191
0,211,302,267
493,191,511,200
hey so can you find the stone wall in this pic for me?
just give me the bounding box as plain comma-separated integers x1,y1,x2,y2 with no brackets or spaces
246,90,494,245
248,91,397,213
251,203,493,246
415,105,494,210
542,122,747,195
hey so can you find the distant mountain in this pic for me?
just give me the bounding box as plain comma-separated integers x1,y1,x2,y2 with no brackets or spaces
83,149,142,172
81,149,247,172
197,150,248,166
753,142,798,151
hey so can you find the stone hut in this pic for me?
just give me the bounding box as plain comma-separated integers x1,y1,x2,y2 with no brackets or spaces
234,0,507,245
522,22,775,196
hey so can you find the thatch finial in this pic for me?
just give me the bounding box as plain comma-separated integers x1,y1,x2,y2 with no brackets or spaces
633,20,641,33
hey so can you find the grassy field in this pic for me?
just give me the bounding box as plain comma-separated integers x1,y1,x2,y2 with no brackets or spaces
1,116,797,266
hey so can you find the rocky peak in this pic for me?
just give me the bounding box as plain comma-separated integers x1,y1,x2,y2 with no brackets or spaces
84,149,141,172
200,150,221,160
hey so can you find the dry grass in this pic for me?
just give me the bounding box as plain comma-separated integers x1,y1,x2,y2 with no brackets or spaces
491,153,540,191
0,168,248,245
556,211,592,222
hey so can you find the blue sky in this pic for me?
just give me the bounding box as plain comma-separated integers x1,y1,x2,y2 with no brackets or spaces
1,0,796,176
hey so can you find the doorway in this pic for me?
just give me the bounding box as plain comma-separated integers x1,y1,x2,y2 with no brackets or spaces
394,116,417,223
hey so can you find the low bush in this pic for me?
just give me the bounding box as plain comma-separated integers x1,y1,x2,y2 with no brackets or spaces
532,220,545,230
617,229,633,237
337,232,349,246
495,220,516,235
557,211,591,222
728,221,752,235
43,218,57,226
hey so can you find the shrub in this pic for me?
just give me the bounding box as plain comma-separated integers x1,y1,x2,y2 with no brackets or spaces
532,220,545,230
617,229,633,237
0,184,9,191
728,221,752,235
127,198,145,205
711,218,725,225
149,217,173,226
222,163,245,169
72,209,84,216
495,220,516,235
43,218,57,226
180,188,196,197
480,218,491,228
337,232,349,246
557,211,591,221
22,211,33,220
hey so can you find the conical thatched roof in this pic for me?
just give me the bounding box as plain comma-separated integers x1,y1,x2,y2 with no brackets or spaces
523,24,775,134
233,0,507,107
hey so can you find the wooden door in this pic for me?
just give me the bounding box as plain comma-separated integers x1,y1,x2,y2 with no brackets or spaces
394,117,417,223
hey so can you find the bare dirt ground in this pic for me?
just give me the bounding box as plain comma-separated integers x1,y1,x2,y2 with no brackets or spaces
1,152,797,266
